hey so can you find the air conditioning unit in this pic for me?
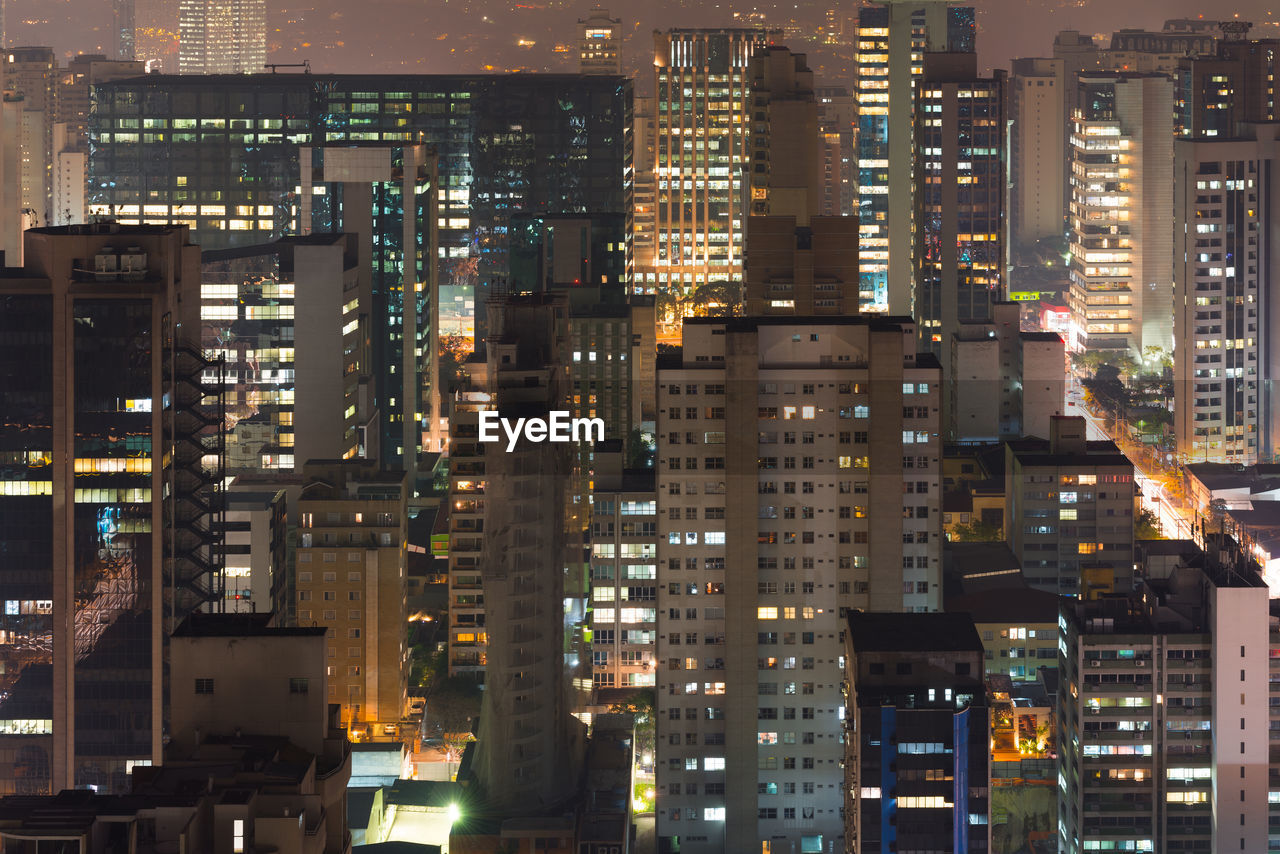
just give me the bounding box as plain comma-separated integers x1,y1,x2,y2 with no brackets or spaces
1090,660,1102,668
1136,660,1146,667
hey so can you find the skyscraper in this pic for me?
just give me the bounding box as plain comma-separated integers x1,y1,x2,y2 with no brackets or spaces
471,295,586,811
0,223,203,795
1173,125,1280,464
855,1,974,314
3,47,56,227
1008,57,1066,250
649,28,772,330
654,316,942,854
178,0,266,75
744,46,860,317
1067,73,1173,356
578,6,621,75
912,53,1004,365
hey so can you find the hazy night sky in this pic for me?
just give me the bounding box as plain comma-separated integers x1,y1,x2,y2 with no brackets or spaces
5,0,1278,84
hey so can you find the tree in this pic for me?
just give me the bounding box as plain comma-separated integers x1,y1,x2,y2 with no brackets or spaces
689,279,742,317
426,675,482,766
1136,508,1164,540
438,333,473,395
609,688,656,771
950,518,1002,542
1083,364,1128,416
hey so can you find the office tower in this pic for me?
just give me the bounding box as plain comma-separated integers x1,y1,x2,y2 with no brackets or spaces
843,612,989,854
950,302,1065,442
296,460,408,737
913,53,1004,369
633,95,658,293
201,234,374,472
3,47,55,227
815,86,855,217
222,487,286,615
178,0,266,75
1057,549,1271,854
589,441,658,694
744,47,859,317
1009,57,1066,249
88,74,631,337
112,0,134,60
1176,24,1277,137
300,144,442,475
0,222,202,795
743,217,859,316
579,6,621,75
472,296,585,811
654,317,942,854
649,28,772,326
1067,74,1173,356
855,2,974,314
1004,416,1135,597
1173,125,1280,465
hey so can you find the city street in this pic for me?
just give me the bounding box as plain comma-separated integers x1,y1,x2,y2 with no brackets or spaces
1066,381,1195,540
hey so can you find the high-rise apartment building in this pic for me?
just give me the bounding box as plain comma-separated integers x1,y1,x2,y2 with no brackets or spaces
815,86,855,217
654,316,942,854
633,94,658,291
747,46,821,222
299,144,442,474
0,223,202,795
913,53,1004,367
3,47,55,227
744,46,859,318
648,28,772,320
578,6,621,75
1,91,22,262
1004,416,1136,596
589,442,658,695
471,295,586,812
1173,125,1280,464
1175,26,1277,138
844,612,989,854
1009,57,1066,249
950,301,1065,442
445,367,488,679
1058,548,1272,854
177,0,266,75
221,487,287,616
743,216,859,316
1067,73,1173,356
855,1,974,314
200,234,375,472
295,460,408,738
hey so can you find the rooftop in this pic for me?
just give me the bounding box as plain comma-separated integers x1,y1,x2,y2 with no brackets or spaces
847,612,983,654
173,612,328,638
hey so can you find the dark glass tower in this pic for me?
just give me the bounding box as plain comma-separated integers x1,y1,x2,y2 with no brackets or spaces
0,224,204,795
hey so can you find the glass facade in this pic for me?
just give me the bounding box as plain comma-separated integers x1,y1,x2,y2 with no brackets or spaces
0,295,55,795
71,299,155,791
89,74,632,333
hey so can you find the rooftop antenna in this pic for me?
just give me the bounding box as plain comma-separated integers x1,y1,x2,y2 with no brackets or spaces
264,60,311,74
